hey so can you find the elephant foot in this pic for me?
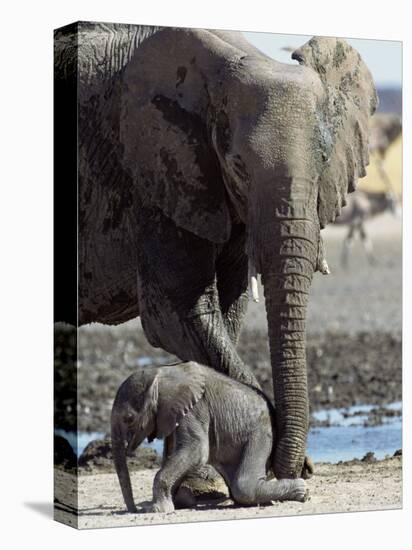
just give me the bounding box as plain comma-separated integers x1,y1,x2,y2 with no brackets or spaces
174,465,229,509
301,455,315,479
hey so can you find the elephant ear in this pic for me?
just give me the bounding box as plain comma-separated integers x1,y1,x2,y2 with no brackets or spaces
125,368,159,431
155,362,207,437
120,37,232,244
292,37,378,227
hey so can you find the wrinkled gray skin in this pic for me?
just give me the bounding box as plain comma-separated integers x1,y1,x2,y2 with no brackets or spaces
111,362,307,513
55,23,377,478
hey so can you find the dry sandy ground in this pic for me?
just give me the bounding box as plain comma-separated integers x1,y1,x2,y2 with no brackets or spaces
54,456,402,529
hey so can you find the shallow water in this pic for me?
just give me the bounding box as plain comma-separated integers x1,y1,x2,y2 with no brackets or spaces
307,402,402,462
307,422,401,463
312,401,402,427
57,402,402,464
55,430,105,457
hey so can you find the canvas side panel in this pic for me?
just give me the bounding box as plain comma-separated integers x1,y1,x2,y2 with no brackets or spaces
53,21,79,529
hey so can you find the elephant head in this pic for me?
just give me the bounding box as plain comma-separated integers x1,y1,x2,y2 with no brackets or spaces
111,363,206,512
119,31,377,478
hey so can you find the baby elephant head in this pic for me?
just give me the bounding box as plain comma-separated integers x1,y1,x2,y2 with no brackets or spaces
111,363,206,513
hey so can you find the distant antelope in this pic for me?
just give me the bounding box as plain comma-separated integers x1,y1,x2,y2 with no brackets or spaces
335,191,398,267
369,113,402,158
335,112,401,267
369,112,402,190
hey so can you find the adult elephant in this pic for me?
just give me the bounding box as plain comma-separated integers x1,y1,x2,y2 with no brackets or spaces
55,23,377,479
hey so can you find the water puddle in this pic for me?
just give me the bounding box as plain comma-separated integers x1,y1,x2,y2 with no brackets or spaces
55,429,106,457
307,422,401,463
307,401,402,463
312,401,402,427
56,402,402,464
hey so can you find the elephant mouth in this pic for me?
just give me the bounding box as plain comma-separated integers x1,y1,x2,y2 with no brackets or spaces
147,428,157,443
126,430,141,456
125,425,157,456
126,442,135,457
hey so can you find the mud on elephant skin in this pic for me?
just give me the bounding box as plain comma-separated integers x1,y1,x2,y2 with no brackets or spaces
111,362,308,513
55,24,377,478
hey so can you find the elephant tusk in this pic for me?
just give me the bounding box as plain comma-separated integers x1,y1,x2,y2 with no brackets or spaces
319,259,331,275
248,260,260,303
251,275,259,302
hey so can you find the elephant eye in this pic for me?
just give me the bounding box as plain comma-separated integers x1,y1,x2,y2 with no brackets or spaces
124,413,134,425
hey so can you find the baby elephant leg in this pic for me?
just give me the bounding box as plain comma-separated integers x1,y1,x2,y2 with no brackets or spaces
151,432,208,513
231,432,307,506
253,477,307,504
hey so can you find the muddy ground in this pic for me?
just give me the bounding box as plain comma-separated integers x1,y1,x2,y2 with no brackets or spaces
54,454,402,529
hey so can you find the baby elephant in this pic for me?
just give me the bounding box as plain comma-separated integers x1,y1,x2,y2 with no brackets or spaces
111,362,307,513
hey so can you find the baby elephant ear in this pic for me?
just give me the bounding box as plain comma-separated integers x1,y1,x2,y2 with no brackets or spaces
155,362,207,437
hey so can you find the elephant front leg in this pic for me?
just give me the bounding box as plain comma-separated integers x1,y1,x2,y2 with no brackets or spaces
188,309,260,388
162,432,176,465
216,223,250,347
151,431,208,513
136,205,259,388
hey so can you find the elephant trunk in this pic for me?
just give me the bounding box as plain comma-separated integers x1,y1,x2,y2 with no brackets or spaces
259,216,318,479
111,417,137,513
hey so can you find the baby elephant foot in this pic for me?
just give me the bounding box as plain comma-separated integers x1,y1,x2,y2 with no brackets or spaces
287,479,308,502
151,499,175,514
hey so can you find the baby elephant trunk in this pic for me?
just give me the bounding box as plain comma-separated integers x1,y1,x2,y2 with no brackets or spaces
111,416,137,513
